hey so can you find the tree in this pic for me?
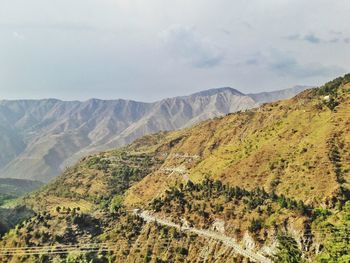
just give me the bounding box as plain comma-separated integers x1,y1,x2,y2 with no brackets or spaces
274,235,305,263
248,218,263,233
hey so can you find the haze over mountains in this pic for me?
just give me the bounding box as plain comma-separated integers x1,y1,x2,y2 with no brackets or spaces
0,85,309,182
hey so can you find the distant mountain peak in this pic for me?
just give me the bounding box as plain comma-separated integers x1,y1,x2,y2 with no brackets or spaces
188,87,245,98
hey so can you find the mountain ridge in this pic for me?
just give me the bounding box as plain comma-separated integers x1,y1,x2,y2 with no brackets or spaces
0,85,309,182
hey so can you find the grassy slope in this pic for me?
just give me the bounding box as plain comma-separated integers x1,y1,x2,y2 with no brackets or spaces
125,81,350,209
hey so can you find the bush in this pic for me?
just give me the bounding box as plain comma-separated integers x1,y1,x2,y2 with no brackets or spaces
176,247,188,256
109,195,124,212
248,218,263,233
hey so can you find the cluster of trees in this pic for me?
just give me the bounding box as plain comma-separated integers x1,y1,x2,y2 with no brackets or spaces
328,138,344,183
327,137,350,210
316,74,350,110
315,201,350,263
48,151,157,212
110,166,143,194
87,156,103,168
274,235,305,263
151,178,311,217
317,73,350,96
272,193,310,216
55,206,80,214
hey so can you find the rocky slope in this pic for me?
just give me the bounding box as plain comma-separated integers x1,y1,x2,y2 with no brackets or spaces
0,86,307,182
0,75,348,262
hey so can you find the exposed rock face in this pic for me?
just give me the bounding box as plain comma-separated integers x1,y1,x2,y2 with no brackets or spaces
211,219,225,234
243,232,256,250
0,86,307,182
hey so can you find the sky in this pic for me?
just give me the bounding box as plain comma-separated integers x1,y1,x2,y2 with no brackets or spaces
0,0,349,101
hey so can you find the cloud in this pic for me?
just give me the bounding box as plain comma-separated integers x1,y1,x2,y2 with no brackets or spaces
285,34,300,41
160,25,224,68
269,51,344,78
246,50,345,78
303,33,321,44
285,33,321,44
329,30,342,36
285,32,350,44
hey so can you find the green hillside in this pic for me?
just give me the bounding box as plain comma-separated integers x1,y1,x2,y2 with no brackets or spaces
0,75,349,263
0,178,43,200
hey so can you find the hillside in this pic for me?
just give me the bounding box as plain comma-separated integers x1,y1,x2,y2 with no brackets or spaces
0,86,307,182
0,179,43,198
0,178,43,208
0,76,348,262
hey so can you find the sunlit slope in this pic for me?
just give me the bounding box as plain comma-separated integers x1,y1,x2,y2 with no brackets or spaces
21,76,349,212
125,77,350,208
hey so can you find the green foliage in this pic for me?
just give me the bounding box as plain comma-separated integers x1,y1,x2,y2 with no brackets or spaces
312,207,332,222
87,156,101,167
0,178,43,198
324,97,339,111
151,179,311,219
274,235,305,263
0,193,14,206
317,76,344,96
315,201,350,263
41,151,157,207
109,195,124,213
316,74,350,110
65,253,92,263
248,218,263,233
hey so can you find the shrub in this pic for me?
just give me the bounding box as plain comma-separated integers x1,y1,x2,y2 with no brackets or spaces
109,195,124,213
248,218,263,233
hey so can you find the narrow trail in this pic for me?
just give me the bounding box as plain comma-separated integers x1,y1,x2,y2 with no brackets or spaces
136,210,273,263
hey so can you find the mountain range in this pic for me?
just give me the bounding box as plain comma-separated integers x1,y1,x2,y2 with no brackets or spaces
0,86,308,182
0,75,348,262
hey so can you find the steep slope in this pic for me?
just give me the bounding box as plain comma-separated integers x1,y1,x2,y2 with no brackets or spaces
0,75,348,262
125,80,349,208
0,86,307,182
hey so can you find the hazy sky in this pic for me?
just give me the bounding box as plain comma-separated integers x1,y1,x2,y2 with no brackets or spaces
0,0,349,101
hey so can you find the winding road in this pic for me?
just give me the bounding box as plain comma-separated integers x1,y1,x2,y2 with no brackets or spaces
136,210,273,263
